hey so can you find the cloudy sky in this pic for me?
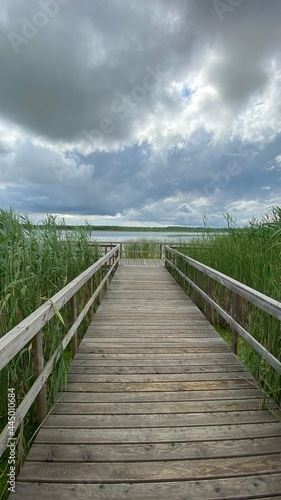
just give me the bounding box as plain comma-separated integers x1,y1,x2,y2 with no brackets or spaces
0,0,280,227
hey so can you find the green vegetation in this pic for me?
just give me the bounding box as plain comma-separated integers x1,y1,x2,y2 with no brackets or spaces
122,240,162,259
0,209,99,498
174,207,281,405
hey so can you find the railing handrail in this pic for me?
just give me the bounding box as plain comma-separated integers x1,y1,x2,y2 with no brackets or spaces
0,245,120,371
93,241,174,260
165,246,281,321
0,245,120,457
93,241,182,244
165,246,281,375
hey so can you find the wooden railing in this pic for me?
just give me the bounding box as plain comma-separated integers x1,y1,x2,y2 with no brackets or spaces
0,245,120,457
165,246,281,374
92,241,182,259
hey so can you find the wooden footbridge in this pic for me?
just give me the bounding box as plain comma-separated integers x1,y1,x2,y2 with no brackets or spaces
1,244,281,499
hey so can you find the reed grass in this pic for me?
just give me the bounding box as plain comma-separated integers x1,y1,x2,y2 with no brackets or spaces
176,207,281,404
0,208,99,497
123,239,161,259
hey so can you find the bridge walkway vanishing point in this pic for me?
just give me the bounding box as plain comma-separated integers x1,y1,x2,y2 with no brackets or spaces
13,260,281,499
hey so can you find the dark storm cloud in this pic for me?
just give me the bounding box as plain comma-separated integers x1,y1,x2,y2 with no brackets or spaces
0,0,281,225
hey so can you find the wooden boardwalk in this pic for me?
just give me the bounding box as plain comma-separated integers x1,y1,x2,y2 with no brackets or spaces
14,262,281,499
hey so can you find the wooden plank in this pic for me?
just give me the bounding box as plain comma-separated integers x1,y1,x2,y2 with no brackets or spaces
55,388,261,403
51,399,268,414
12,474,281,500
43,411,279,429
85,321,212,326
81,340,226,347
18,454,281,482
71,354,241,365
26,436,281,462
77,347,231,354
64,380,253,392
65,373,252,383
84,331,219,337
35,423,281,444
83,336,224,342
68,365,247,374
73,353,238,360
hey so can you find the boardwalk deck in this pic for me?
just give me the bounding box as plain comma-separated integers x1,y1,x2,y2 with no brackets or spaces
13,262,281,499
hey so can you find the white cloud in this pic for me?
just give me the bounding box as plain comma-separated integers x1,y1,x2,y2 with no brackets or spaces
0,0,281,225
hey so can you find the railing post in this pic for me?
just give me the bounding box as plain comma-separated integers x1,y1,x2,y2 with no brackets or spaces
109,254,113,281
104,256,108,290
206,276,212,323
71,294,77,355
168,247,171,270
88,278,93,322
32,330,47,424
98,268,102,304
184,261,188,293
120,243,123,259
193,268,198,305
116,246,120,270
231,292,241,355
17,420,24,471
134,243,136,259
159,244,162,260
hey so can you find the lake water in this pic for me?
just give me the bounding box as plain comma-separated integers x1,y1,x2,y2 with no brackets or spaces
88,231,211,242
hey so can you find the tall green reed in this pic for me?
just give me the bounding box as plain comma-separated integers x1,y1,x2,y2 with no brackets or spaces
123,239,162,259
0,209,99,496
177,208,281,404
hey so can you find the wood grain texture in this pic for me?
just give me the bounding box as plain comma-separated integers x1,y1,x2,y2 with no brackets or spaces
15,263,281,498
18,454,281,482
26,436,281,462
12,475,281,500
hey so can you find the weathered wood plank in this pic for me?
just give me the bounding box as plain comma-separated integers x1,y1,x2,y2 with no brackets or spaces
84,331,219,338
55,388,261,403
68,365,247,374
12,475,281,500
71,353,241,365
74,351,235,358
77,347,231,354
64,380,253,392
35,423,281,444
18,454,281,482
26,436,281,462
44,411,279,429
51,399,266,414
82,338,225,344
66,372,252,383
81,342,227,350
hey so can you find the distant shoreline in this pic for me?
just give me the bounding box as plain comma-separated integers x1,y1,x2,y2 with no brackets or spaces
34,225,230,233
